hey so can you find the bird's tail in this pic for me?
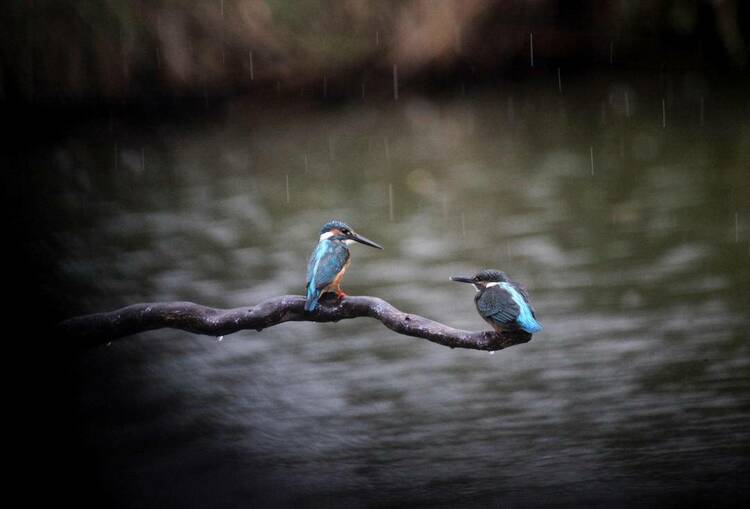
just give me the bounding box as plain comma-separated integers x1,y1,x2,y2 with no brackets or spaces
305,285,320,312
521,317,543,334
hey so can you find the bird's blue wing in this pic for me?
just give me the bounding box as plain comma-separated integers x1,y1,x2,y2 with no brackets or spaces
476,285,519,325
306,240,350,291
500,282,542,333
510,281,536,316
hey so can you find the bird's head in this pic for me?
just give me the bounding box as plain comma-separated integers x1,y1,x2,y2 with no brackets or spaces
451,269,509,290
319,220,383,249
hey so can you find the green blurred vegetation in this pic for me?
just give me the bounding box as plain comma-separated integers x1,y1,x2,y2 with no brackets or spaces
1,0,746,103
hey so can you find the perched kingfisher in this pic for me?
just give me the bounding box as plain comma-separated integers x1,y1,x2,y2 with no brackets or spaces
305,220,383,312
451,269,542,334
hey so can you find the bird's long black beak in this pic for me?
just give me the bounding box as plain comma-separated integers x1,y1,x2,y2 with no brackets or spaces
349,231,383,249
450,275,475,284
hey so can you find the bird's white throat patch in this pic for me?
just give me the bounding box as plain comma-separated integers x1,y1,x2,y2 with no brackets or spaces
475,281,500,292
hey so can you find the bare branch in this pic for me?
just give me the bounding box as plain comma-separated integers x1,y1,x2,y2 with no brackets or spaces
58,294,532,351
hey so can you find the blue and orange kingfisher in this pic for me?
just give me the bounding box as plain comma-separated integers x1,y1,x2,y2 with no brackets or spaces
305,220,383,312
451,269,542,334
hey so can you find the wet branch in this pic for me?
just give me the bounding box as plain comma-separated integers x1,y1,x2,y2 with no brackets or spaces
58,295,532,351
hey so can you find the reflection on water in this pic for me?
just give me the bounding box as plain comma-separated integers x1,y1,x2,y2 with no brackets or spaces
47,83,749,505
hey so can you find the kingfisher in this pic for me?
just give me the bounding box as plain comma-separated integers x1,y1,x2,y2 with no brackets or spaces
451,269,542,334
305,220,383,312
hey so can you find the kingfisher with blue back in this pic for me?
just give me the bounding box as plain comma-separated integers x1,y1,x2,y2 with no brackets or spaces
451,269,542,334
305,220,383,312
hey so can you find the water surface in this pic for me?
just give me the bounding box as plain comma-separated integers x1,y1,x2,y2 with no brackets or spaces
44,82,750,506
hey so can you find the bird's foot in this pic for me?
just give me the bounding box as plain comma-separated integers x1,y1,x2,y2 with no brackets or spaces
335,290,348,300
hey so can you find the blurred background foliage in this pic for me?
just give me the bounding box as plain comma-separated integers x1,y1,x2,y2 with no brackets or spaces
2,0,747,103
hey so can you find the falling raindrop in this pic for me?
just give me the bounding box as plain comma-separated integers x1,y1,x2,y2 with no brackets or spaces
304,152,309,174
114,143,119,171
141,147,145,172
442,194,448,220
461,212,466,238
249,50,255,80
375,30,380,47
590,146,595,176
699,96,705,126
662,98,666,128
507,96,515,124
557,67,562,94
393,64,399,101
384,137,390,162
323,75,328,98
736,212,739,243
285,174,290,204
529,33,534,67
609,41,614,65
361,81,365,100
625,91,630,118
328,135,335,161
388,183,394,221
220,0,224,18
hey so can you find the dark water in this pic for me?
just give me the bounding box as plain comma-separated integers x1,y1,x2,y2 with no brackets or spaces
42,82,749,506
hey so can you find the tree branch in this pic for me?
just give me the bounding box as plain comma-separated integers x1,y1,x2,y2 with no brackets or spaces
58,294,532,351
